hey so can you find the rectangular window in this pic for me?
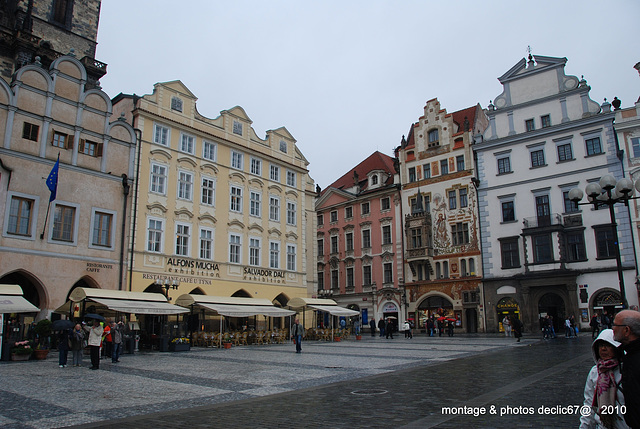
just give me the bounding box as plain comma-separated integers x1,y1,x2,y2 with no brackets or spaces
456,155,465,172
317,213,324,227
411,228,422,248
502,201,515,222
280,140,287,153
428,129,439,144
541,115,551,128
440,159,448,175
201,178,215,206
233,120,243,135
497,157,511,174
525,119,535,132
180,133,194,154
330,210,338,222
200,228,214,260
147,219,163,252
171,97,183,112
423,163,431,179
317,238,324,256
563,191,579,213
250,158,262,176
231,151,243,170
557,143,573,162
203,141,216,161
286,201,296,225
250,191,261,217
286,170,296,187
229,234,241,264
408,167,416,182
500,238,520,268
52,204,75,242
269,196,280,221
331,269,339,289
80,139,100,157
22,122,39,141
150,164,167,194
632,138,640,158
362,229,371,248
177,171,193,200
459,188,468,208
363,266,372,286
595,226,616,259
361,202,370,215
318,270,324,290
536,195,551,226
451,222,469,245
175,224,190,256
154,124,169,146
449,190,457,210
8,196,33,236
530,149,545,168
382,225,391,245
331,236,338,254
381,197,390,211
52,131,68,149
270,241,280,269
383,263,393,284
346,232,354,251
287,245,296,271
565,231,586,262
249,238,261,266
586,137,603,156
92,211,112,247
270,165,280,182
346,267,354,288
345,206,353,218
230,186,243,212
533,234,553,263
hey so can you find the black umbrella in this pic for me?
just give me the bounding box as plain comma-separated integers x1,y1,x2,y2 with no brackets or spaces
84,313,105,322
51,319,75,330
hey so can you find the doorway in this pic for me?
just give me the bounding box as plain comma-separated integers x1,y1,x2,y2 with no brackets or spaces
538,292,565,332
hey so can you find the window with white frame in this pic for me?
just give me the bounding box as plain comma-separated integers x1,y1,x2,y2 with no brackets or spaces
382,225,391,245
530,148,545,168
632,138,640,158
150,164,167,195
331,269,339,289
585,136,603,156
250,157,262,176
363,265,372,286
362,229,371,248
448,190,457,210
175,223,190,256
147,218,163,253
361,202,370,215
180,132,195,154
177,171,193,200
270,241,280,269
381,197,390,211
330,235,338,254
557,142,573,162
230,186,243,212
269,196,280,221
408,167,416,182
383,263,393,284
318,238,324,256
270,164,280,182
229,234,241,263
456,155,465,172
286,201,296,225
7,195,34,236
346,267,354,288
459,188,468,208
424,163,431,179
52,203,76,243
153,123,170,146
91,210,113,248
203,141,217,161
345,231,353,251
345,206,353,219
249,237,261,266
231,150,244,170
497,156,512,174
250,191,261,217
330,210,338,222
287,244,296,271
440,159,449,175
199,228,214,260
286,170,296,187
52,131,69,149
201,177,215,206
233,120,243,136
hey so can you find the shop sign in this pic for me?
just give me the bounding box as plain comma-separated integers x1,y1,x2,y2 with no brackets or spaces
243,267,286,284
382,302,397,312
142,273,214,286
165,257,220,278
86,262,113,273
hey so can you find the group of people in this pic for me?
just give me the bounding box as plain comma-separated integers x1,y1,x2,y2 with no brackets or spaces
56,319,125,370
501,315,524,342
591,311,614,340
580,310,640,429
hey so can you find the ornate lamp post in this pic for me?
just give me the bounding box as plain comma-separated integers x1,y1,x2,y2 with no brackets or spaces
154,278,180,300
569,174,638,309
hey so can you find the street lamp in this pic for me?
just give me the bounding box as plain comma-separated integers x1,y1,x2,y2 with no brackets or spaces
155,278,180,300
569,174,638,309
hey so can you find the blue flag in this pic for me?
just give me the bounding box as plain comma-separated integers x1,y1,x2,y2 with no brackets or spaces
46,155,59,202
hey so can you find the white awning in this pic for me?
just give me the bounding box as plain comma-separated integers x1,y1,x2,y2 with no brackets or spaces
287,297,338,308
197,303,295,317
0,284,39,313
309,304,359,316
89,298,188,315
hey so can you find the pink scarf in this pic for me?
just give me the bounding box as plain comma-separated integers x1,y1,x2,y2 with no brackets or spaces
594,358,618,429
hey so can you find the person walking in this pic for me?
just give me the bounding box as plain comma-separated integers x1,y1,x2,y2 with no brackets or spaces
111,321,124,363
291,318,304,353
612,310,640,428
369,318,376,337
403,321,412,339
512,317,523,343
385,319,394,339
378,318,385,338
502,315,512,337
70,323,85,367
427,318,434,337
58,328,70,368
447,320,454,337
579,329,628,429
565,316,573,338
84,319,104,370
590,313,601,340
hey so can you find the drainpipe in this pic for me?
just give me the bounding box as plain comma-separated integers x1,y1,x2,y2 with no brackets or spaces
128,124,142,292
118,174,130,290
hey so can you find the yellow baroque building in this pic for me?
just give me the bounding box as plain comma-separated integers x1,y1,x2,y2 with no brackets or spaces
113,81,316,325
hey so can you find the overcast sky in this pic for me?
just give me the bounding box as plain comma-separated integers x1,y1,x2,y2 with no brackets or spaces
96,1,640,189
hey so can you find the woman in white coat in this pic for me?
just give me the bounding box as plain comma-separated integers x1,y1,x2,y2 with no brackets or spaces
579,329,629,429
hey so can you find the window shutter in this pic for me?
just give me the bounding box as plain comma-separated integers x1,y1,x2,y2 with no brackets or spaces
96,143,103,157
79,139,85,153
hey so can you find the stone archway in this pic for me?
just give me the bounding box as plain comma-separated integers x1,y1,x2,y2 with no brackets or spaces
0,270,44,310
416,295,453,330
538,292,566,332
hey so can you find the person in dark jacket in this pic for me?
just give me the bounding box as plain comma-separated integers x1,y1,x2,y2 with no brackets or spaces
613,310,640,428
512,317,523,343
70,323,85,367
378,318,385,338
58,328,70,368
369,318,376,337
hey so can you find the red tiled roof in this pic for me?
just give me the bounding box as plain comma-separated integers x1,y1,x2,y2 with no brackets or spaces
451,105,477,134
324,151,396,194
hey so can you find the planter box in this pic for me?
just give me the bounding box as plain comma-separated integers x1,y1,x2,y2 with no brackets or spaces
355,335,362,340
222,342,232,349
33,349,49,360
169,343,190,352
334,337,341,342
11,353,31,361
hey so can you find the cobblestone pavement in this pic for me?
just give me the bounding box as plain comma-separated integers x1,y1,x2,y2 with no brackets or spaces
0,333,592,428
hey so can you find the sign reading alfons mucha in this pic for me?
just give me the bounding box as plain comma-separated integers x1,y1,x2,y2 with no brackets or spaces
165,257,220,277
243,267,287,284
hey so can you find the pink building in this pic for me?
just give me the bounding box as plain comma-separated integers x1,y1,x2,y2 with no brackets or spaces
315,151,404,330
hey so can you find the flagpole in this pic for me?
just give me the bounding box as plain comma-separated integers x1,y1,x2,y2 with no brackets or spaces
40,201,51,240
42,153,60,240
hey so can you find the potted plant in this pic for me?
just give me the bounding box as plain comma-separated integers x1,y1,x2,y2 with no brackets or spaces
11,340,33,361
222,333,232,349
33,319,52,360
169,337,191,352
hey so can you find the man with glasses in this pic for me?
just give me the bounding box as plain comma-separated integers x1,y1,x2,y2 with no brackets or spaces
612,310,640,428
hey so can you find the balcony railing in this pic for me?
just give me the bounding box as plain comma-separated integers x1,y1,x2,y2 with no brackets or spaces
523,213,583,229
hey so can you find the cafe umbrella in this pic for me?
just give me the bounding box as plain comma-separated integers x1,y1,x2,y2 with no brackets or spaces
84,313,106,322
51,319,75,330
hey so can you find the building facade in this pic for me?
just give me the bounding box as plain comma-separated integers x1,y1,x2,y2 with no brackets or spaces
112,81,316,329
0,55,136,319
475,54,638,334
397,99,488,333
315,151,403,329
